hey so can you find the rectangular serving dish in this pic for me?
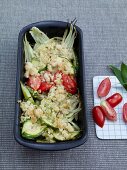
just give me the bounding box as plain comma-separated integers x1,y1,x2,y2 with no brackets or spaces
14,21,88,150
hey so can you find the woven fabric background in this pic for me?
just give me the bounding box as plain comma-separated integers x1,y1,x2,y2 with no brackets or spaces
1,0,127,169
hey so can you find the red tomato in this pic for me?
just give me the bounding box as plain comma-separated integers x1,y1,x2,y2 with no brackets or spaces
92,106,105,128
62,74,77,94
123,103,127,123
27,76,41,90
101,100,117,121
38,82,52,92
106,93,122,107
97,77,111,97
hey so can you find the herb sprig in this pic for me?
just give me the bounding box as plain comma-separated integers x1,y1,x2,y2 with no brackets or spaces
109,62,127,90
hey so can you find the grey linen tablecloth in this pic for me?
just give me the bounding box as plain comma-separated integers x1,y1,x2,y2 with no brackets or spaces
1,0,127,169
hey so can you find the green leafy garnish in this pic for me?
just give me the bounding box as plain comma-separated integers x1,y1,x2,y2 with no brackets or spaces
109,65,124,85
121,62,127,83
109,62,127,90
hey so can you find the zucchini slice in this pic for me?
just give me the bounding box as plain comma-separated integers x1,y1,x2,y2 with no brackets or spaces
22,120,44,139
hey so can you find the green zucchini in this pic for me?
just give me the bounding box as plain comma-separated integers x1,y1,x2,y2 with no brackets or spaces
22,120,44,139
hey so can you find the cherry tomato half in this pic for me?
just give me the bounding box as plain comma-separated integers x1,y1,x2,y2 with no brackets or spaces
62,74,77,94
101,100,117,121
27,76,41,90
38,82,52,92
92,106,105,128
123,103,127,123
97,77,111,97
106,93,122,108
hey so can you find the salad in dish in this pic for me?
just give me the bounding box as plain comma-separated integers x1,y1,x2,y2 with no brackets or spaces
19,24,81,143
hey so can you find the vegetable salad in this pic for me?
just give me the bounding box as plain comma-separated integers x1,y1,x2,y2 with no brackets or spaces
20,24,81,143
